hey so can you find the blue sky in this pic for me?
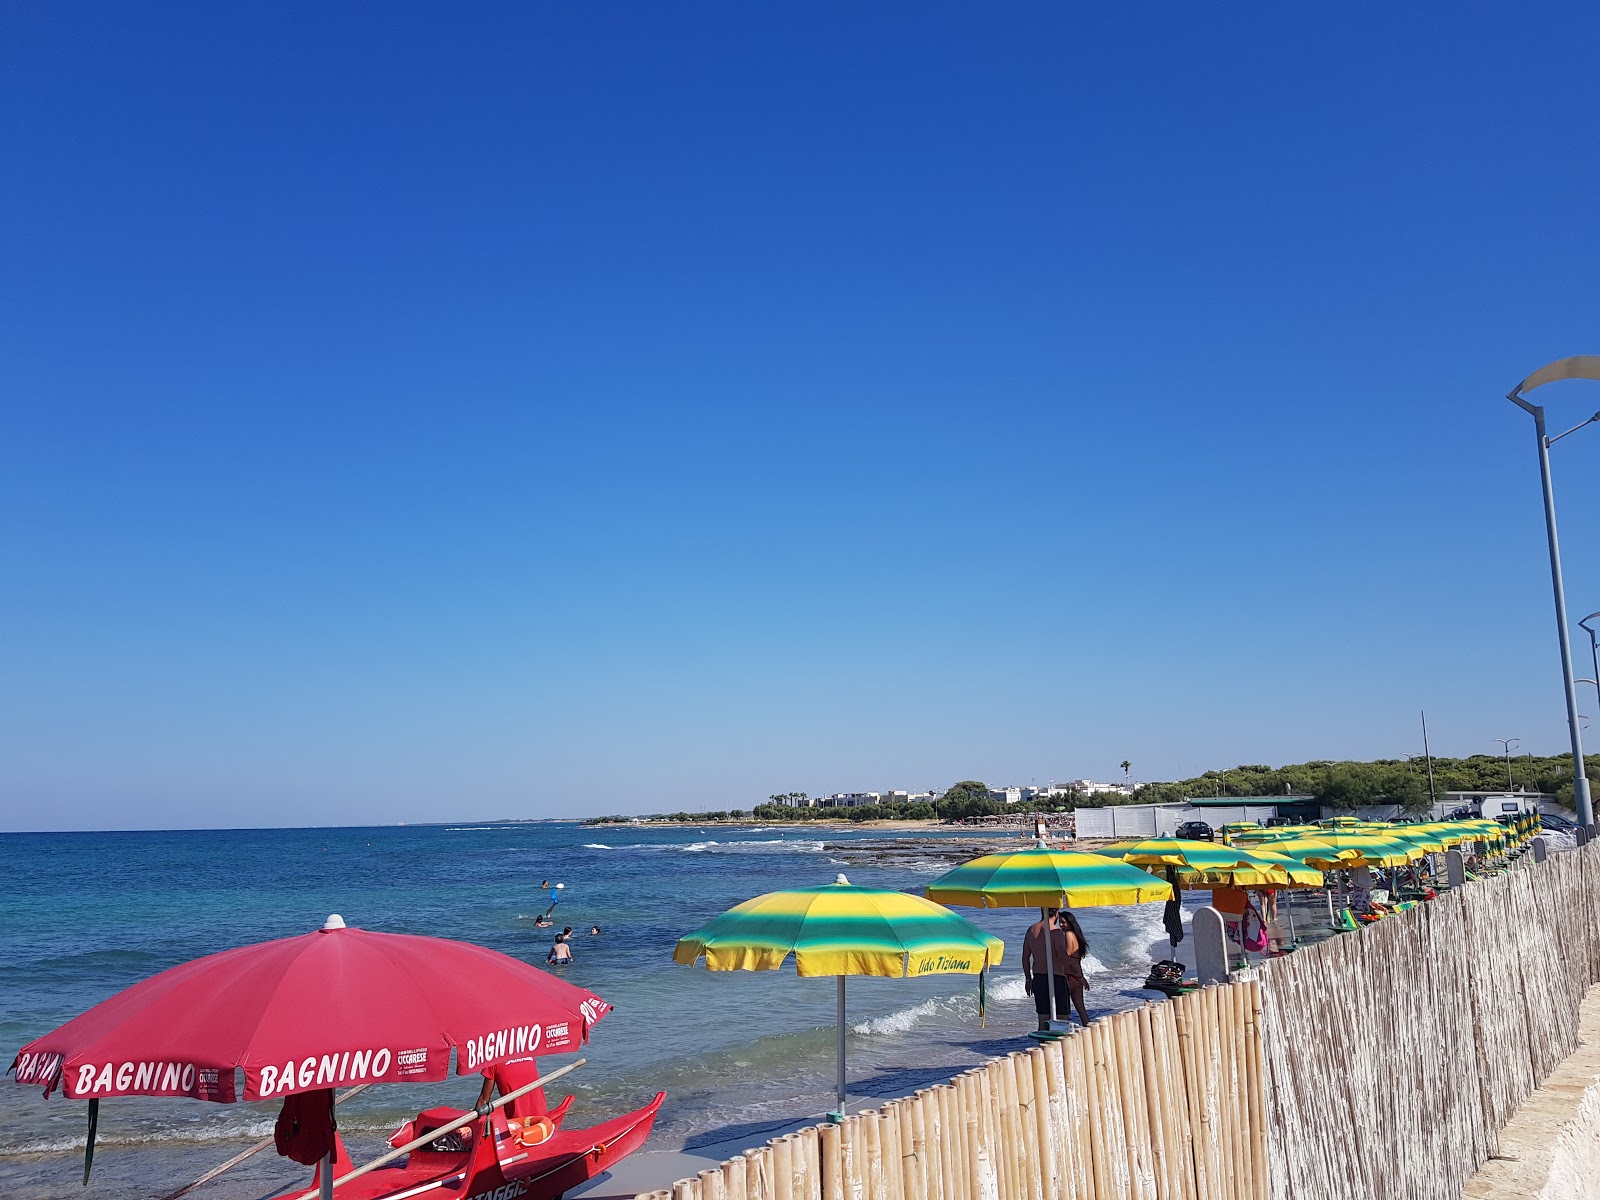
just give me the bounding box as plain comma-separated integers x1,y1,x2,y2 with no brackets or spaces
3,4,1599,830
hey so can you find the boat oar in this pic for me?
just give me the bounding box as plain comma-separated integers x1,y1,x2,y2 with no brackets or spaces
286,1058,585,1200
157,1084,372,1200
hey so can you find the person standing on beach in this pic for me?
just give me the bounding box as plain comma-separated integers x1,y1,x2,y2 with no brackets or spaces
1022,906,1090,1030
475,1056,548,1120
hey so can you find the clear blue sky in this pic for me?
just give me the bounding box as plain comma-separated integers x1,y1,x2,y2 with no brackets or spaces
4,4,1599,830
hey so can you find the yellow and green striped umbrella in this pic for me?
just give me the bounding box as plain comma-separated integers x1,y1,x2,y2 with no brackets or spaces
1094,838,1293,888
1317,816,1365,828
924,846,1174,909
1293,833,1421,868
674,874,1004,1116
1406,823,1477,848
673,874,1003,978
1382,828,1449,854
925,843,1169,1025
1227,848,1324,888
1260,837,1366,868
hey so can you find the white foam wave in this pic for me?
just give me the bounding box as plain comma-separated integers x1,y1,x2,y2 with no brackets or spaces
682,840,718,852
852,998,939,1036
583,843,612,850
987,974,1029,1002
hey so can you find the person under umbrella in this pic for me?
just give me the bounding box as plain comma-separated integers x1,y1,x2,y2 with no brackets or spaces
1021,906,1090,1030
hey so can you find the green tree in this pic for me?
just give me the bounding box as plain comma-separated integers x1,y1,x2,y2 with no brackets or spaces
935,780,1000,820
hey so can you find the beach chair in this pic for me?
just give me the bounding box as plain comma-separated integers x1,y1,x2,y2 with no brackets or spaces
1335,908,1361,933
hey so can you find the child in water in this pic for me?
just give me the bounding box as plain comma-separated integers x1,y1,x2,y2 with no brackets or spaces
547,939,573,965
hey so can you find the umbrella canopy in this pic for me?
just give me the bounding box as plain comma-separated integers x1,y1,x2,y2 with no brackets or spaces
1262,838,1367,868
12,915,610,1104
1382,828,1449,854
1094,839,1292,888
1230,848,1324,888
673,874,1003,978
925,846,1174,909
1294,833,1421,868
1317,816,1365,828
673,874,1002,1117
1406,823,1478,847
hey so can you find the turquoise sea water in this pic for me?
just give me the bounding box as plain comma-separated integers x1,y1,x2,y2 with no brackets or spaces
0,823,1190,1198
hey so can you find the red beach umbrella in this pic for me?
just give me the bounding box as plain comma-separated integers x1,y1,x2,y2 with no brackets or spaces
11,915,610,1104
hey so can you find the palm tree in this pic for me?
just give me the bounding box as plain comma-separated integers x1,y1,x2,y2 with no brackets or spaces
1120,760,1132,791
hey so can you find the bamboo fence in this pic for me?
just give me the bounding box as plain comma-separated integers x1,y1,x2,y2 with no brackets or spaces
1257,837,1600,1200
644,841,1600,1200
643,982,1269,1200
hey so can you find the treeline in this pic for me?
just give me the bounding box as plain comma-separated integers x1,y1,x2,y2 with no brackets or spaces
752,781,1007,823
1126,753,1600,811
587,810,750,824
588,754,1600,827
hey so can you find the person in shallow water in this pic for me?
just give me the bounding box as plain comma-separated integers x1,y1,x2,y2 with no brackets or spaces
1021,906,1091,1030
547,939,573,965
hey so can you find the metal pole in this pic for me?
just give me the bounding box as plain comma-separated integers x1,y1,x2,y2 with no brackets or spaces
1421,711,1437,810
836,976,847,1117
320,1152,334,1200
1530,408,1594,825
1495,738,1519,790
1041,906,1058,1023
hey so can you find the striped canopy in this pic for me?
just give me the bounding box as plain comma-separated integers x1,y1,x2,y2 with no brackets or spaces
1294,833,1421,868
1262,838,1366,868
1405,823,1478,847
925,846,1173,909
1383,828,1449,854
1317,817,1364,828
1095,838,1293,888
1235,848,1324,887
672,875,1004,979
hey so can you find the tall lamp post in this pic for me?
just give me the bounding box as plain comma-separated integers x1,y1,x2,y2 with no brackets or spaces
1580,613,1600,714
1507,358,1600,826
1493,737,1521,790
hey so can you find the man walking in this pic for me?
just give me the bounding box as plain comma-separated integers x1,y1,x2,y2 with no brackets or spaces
1021,905,1091,1030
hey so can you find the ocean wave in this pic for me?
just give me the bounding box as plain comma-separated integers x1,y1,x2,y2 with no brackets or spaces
988,974,1028,1002
852,998,938,1036
583,843,613,850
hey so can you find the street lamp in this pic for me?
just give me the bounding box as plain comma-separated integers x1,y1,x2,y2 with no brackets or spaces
1493,738,1521,790
1507,358,1600,826
1581,613,1600,714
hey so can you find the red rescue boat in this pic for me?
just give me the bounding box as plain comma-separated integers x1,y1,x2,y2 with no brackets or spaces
9,916,665,1200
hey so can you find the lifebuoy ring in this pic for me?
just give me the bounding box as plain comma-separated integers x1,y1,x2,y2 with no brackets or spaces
507,1116,554,1147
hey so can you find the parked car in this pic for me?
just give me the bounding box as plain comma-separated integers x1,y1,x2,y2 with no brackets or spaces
1263,816,1296,827
1176,820,1214,841
1445,806,1476,821
1540,813,1577,832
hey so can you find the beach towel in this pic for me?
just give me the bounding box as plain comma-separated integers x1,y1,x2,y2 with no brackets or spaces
1162,899,1184,946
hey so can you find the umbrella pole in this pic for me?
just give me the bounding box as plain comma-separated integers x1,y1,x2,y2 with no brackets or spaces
1042,906,1058,1024
320,1150,334,1200
836,976,848,1119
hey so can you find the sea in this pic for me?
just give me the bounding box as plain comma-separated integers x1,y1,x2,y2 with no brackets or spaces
0,823,1200,1198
